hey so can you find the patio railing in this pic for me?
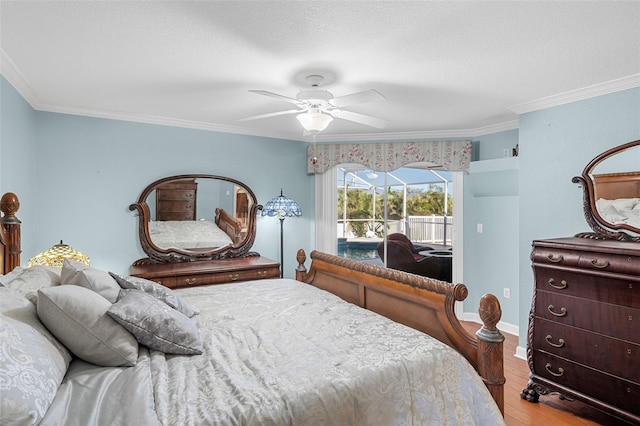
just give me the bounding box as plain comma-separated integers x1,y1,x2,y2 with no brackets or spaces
338,215,453,245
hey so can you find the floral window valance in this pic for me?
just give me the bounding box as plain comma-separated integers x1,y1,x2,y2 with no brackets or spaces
307,140,472,174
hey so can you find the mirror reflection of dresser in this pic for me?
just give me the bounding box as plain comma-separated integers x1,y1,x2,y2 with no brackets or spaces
128,174,280,287
521,140,640,425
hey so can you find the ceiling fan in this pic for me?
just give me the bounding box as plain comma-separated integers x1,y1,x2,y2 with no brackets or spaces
239,75,388,134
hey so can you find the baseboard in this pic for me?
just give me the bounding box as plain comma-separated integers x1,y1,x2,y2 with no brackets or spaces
515,345,527,361
459,312,519,337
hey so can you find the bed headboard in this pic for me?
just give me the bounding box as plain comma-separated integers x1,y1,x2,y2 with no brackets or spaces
1,192,22,274
593,171,640,200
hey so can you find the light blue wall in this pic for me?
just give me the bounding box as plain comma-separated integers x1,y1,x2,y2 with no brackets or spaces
1,77,314,276
464,129,520,327
0,76,38,260
517,87,640,347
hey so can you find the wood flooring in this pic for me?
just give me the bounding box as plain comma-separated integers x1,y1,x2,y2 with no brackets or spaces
461,322,633,426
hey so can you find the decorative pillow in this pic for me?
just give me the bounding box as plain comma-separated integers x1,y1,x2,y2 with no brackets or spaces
0,265,61,304
109,273,199,317
37,286,139,367
0,287,71,425
61,259,120,302
108,289,203,355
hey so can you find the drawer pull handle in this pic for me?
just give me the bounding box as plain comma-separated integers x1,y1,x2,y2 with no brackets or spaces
185,278,197,285
548,305,567,317
229,273,240,281
547,254,564,263
545,335,565,348
545,363,564,377
548,278,567,290
257,271,268,277
590,259,610,269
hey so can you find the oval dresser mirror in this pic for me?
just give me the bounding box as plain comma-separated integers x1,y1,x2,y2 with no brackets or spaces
573,139,640,242
130,174,262,263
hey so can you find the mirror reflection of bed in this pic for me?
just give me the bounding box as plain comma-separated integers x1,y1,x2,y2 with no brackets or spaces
592,171,640,229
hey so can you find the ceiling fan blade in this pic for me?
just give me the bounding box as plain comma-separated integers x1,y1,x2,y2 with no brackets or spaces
249,90,303,106
330,109,388,129
330,89,385,108
238,109,301,122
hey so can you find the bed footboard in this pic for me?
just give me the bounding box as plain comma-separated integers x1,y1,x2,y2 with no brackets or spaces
215,208,243,243
295,249,505,415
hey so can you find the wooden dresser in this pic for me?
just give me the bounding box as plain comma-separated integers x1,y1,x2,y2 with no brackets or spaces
522,237,640,424
156,179,197,221
129,256,280,289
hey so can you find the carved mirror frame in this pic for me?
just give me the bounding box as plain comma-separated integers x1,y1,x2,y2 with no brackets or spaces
573,139,640,242
130,174,262,263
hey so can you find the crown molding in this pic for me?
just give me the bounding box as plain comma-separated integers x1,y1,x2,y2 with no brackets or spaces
509,74,640,114
310,119,520,143
0,49,42,109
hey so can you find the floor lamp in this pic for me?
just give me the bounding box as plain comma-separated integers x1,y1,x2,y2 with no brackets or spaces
261,190,302,278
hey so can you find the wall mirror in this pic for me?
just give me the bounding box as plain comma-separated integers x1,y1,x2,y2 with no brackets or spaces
573,139,640,242
130,174,262,263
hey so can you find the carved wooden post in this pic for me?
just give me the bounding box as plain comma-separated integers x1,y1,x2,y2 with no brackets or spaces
1,192,21,272
476,293,505,415
295,249,307,281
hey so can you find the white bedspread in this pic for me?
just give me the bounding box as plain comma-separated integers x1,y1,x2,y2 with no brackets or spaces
148,220,233,250
44,279,504,425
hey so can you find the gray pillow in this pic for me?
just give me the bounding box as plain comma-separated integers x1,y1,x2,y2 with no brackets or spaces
108,289,203,355
0,287,71,425
37,286,139,367
61,259,120,302
109,273,199,317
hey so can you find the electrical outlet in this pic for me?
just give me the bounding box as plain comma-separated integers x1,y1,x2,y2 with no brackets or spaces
503,149,510,157
503,288,510,299
477,223,483,233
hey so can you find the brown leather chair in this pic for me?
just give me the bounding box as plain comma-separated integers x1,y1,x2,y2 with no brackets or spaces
377,234,452,282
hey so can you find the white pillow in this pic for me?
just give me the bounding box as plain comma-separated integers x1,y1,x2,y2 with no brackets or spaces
37,285,139,367
0,265,61,304
60,259,120,302
0,287,71,425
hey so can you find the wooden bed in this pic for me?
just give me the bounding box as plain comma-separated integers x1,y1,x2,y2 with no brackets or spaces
295,249,505,414
0,192,21,275
1,191,505,417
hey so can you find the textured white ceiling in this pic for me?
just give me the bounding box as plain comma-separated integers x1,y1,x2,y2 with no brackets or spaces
1,1,639,141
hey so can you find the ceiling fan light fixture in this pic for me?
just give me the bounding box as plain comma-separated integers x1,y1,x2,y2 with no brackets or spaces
296,111,333,134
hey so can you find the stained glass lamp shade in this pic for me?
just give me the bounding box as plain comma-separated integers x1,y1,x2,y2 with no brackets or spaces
28,240,90,268
261,190,301,278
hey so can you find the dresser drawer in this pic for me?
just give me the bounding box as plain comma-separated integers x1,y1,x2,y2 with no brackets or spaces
167,268,279,289
535,290,639,343
533,266,639,308
532,351,640,415
532,317,640,380
157,190,196,201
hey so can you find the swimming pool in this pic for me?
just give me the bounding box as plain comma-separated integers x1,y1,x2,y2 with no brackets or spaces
337,239,380,259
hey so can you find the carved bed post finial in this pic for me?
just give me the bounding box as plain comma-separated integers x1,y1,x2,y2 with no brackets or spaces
476,293,505,415
295,249,307,281
1,192,20,224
